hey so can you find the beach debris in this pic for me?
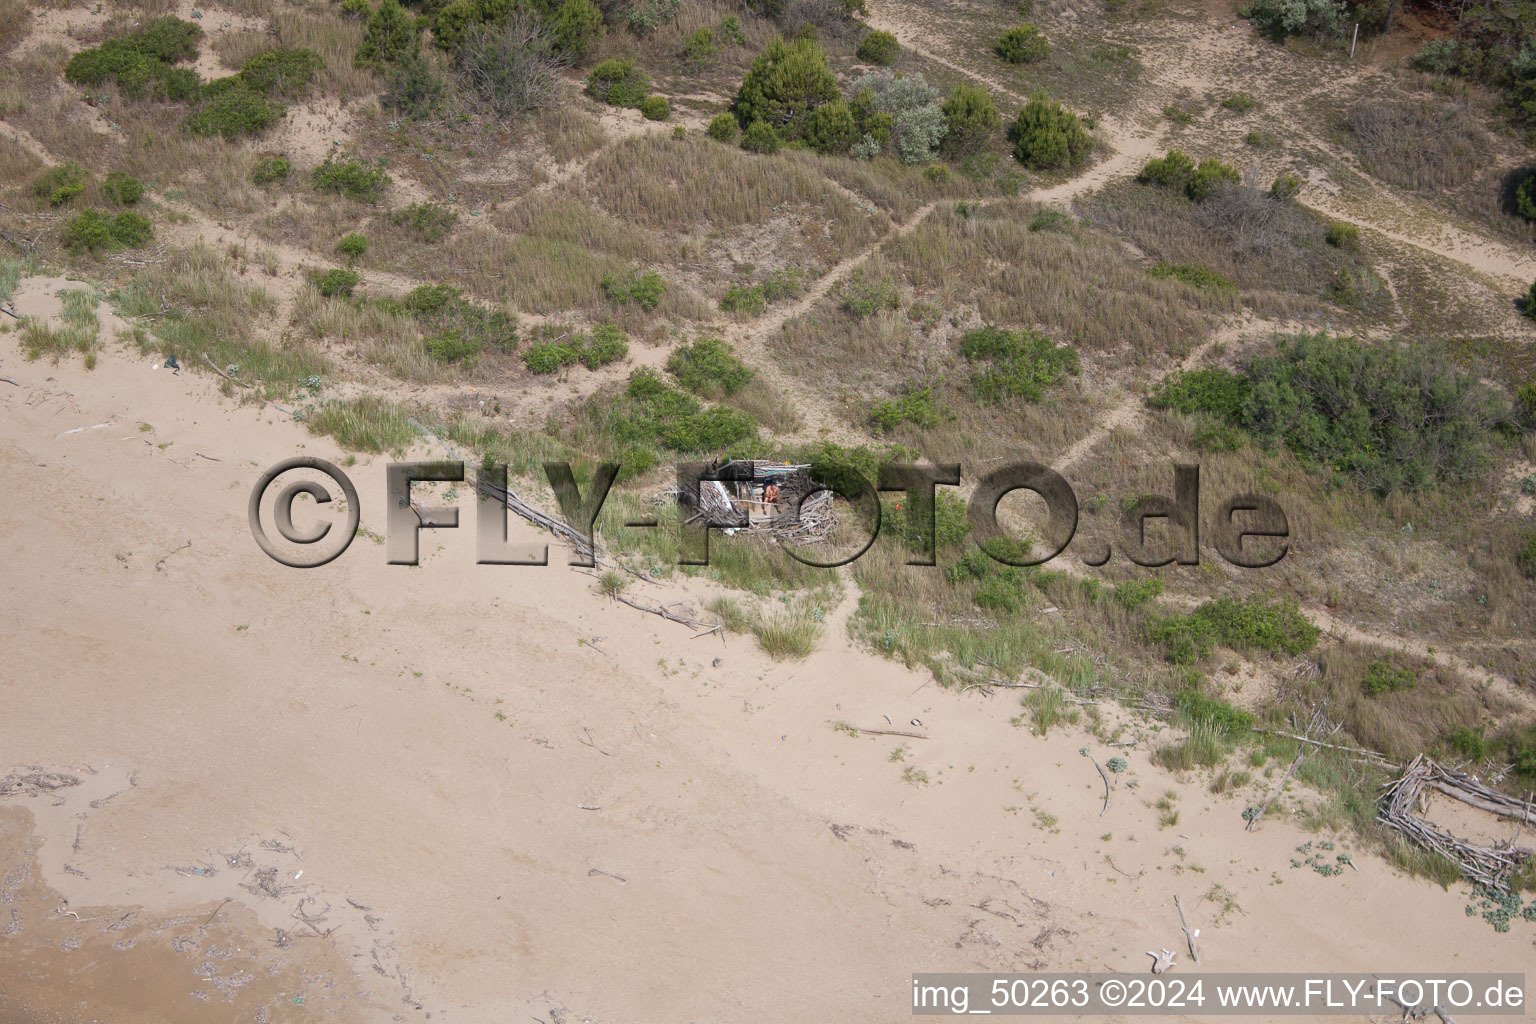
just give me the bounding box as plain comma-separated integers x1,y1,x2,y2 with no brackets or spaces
1147,948,1176,973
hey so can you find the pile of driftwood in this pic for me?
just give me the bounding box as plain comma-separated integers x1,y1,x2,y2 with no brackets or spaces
1380,754,1534,890
675,460,838,544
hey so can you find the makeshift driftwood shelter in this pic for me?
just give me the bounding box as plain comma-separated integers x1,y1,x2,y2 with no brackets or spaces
675,460,837,544
1380,755,1535,890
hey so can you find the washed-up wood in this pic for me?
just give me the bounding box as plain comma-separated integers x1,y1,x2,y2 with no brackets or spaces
1380,754,1534,890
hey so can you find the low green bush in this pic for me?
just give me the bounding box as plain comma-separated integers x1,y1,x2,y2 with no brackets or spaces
1112,578,1164,608
239,48,324,97
522,324,628,373
1361,660,1415,696
602,269,665,310
959,324,1079,403
1326,221,1360,249
1149,368,1250,420
996,23,1049,63
706,113,738,142
841,277,899,318
1517,172,1536,221
102,171,143,205
1525,279,1536,321
1269,171,1301,200
1148,262,1236,290
312,268,361,297
65,17,202,98
1009,93,1090,169
940,85,1000,157
252,156,291,185
682,27,718,65
667,336,752,397
390,202,457,242
385,283,517,353
606,367,757,452
870,385,944,433
639,94,670,120
61,210,153,253
585,58,650,107
312,156,391,202
1518,530,1536,579
857,29,899,65
426,332,481,363
1148,596,1319,664
1222,92,1257,112
740,119,780,153
336,233,369,259
33,163,86,207
719,284,767,314
184,84,285,139
354,0,421,70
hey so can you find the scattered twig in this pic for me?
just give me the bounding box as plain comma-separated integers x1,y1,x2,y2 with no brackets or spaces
853,727,928,739
55,421,112,438
0,377,17,386
578,727,611,757
202,352,252,388
1174,895,1199,964
1090,755,1112,817
193,451,220,461
204,897,232,926
587,868,627,884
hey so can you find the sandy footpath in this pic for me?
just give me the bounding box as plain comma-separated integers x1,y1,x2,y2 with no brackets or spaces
0,285,1527,1022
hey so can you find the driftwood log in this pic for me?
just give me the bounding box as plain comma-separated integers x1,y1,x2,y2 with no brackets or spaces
1380,755,1534,890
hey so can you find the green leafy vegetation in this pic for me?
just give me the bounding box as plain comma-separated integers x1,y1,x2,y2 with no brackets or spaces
1148,596,1319,664
312,156,391,203
65,16,202,99
102,172,143,206
61,210,153,253
1361,660,1415,696
586,58,651,107
252,156,291,186
857,30,899,66
959,325,1079,403
384,284,518,360
870,385,945,433
1009,93,1091,170
733,36,838,141
312,268,361,297
390,202,458,242
706,113,738,142
601,269,665,311
336,233,369,259
1139,149,1241,200
33,163,86,207
666,337,752,397
639,95,670,120
522,323,628,373
939,85,1000,157
996,24,1049,64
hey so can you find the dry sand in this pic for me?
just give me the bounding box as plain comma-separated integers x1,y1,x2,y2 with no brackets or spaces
1,284,1530,1021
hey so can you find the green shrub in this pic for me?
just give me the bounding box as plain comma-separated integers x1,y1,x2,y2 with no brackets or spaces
426,332,481,363
390,201,457,242
719,284,767,314
341,0,370,16
1241,0,1344,40
667,336,752,397
848,70,947,165
64,17,202,98
841,276,899,318
1188,158,1240,199
1525,279,1536,321
682,27,718,64
551,0,605,58
706,112,738,142
61,210,153,253
1138,148,1195,188
579,324,629,369
102,171,143,206
1269,171,1301,200
383,53,444,118
240,48,324,97
1148,262,1235,290
1139,149,1239,200
1517,172,1536,221
252,155,291,185
733,37,838,140
1325,221,1360,249
803,99,858,155
1361,660,1415,696
60,211,113,253
355,0,421,69
1008,93,1091,169
312,157,391,202
312,268,362,297
959,324,1079,403
996,23,1049,63
857,29,899,65
870,385,944,433
184,84,285,138
1149,596,1319,664
1112,578,1164,608
585,58,650,107
940,85,1000,157
1150,368,1250,420
719,15,746,44
1222,92,1257,112
1173,689,1255,736
1244,333,1500,492
602,269,665,310
33,163,86,207
386,283,516,352
336,233,369,258
608,367,757,452
740,119,780,154
1517,530,1536,579
523,341,576,374
639,94,670,120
